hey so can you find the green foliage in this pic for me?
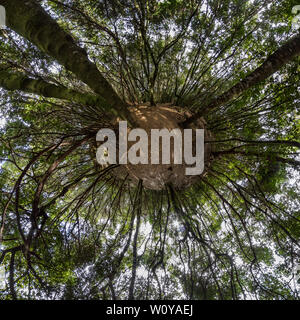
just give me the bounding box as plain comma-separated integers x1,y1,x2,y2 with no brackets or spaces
0,0,299,300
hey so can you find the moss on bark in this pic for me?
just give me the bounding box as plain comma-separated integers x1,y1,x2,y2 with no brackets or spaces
0,66,109,109
0,0,135,125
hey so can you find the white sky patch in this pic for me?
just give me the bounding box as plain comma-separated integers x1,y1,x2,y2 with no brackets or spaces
0,116,5,128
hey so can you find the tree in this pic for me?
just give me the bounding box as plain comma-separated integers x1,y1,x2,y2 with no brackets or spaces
0,0,299,300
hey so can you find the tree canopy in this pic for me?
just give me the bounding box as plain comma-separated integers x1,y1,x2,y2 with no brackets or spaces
0,0,299,300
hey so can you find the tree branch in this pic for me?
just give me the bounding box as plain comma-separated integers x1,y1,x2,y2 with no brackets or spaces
184,32,300,127
0,0,135,125
213,150,300,167
0,66,111,113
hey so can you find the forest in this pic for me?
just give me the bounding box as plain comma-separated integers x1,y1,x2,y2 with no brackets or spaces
0,0,299,300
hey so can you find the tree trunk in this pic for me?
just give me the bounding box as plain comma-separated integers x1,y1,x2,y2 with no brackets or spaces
0,66,112,113
184,32,300,127
0,0,135,125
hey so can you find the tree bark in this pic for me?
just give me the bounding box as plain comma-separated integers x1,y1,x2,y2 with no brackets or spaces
0,66,112,113
184,32,300,127
0,0,135,125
